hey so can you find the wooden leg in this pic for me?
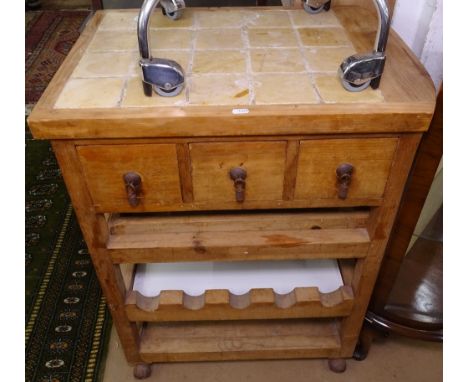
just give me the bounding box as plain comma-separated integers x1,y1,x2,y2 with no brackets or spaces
328,358,347,373
134,363,152,379
52,142,141,363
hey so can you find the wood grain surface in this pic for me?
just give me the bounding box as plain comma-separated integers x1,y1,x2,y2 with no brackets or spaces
295,138,398,200
125,286,354,322
190,141,286,203
76,144,182,211
139,319,341,362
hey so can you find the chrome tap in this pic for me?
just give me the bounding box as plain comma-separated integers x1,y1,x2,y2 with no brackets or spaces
302,0,332,14
137,0,186,97
160,0,186,20
338,0,390,91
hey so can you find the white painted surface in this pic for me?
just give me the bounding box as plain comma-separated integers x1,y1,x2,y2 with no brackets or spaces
133,259,344,297
392,0,443,88
420,1,443,89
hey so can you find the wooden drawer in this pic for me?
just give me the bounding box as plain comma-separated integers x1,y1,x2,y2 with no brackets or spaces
190,141,286,205
76,144,182,212
295,138,398,203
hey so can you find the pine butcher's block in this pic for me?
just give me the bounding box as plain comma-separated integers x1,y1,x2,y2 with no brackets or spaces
28,4,436,378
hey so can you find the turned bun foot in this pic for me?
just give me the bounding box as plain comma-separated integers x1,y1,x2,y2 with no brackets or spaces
134,363,152,379
328,358,347,373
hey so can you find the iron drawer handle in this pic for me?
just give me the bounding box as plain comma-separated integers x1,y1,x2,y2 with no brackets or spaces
123,172,142,207
336,163,354,200
229,167,247,203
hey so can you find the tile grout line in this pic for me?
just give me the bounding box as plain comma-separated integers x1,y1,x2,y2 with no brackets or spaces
117,77,129,108
185,12,199,105
87,45,353,54
118,50,141,108
287,10,323,104
241,25,255,106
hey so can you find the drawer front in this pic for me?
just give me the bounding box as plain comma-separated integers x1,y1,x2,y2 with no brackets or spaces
77,144,182,212
190,141,286,205
295,138,398,202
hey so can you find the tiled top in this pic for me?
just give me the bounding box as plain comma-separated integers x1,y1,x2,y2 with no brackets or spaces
55,8,384,109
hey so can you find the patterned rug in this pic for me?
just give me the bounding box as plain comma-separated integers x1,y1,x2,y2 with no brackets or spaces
26,10,112,382
26,10,90,105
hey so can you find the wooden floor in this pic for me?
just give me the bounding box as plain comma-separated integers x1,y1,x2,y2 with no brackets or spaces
103,325,442,382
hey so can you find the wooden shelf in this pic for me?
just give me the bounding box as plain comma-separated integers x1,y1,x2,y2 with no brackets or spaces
139,319,341,363
126,286,354,322
107,210,370,263
125,259,354,322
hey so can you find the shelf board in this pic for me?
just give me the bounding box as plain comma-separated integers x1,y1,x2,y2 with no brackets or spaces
107,210,370,263
139,319,341,362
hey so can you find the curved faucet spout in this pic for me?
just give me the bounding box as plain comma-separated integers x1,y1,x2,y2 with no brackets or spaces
138,0,186,59
374,0,390,53
138,0,160,60
137,0,186,97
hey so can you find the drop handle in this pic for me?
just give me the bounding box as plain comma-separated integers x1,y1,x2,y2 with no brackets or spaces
229,167,247,203
123,172,142,207
336,163,354,200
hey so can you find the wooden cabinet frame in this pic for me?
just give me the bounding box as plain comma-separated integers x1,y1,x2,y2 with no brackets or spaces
29,4,435,376
51,132,421,365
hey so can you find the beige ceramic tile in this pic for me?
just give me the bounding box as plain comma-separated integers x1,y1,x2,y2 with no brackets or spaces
248,29,299,48
254,73,319,105
98,11,138,31
121,77,187,107
250,48,306,73
55,78,124,109
304,46,356,72
197,9,247,28
72,52,135,78
298,27,351,46
190,74,250,105
88,30,138,52
129,50,191,76
289,9,341,27
315,75,384,103
149,29,193,50
149,8,195,29
193,50,246,74
244,10,292,28
195,29,244,50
